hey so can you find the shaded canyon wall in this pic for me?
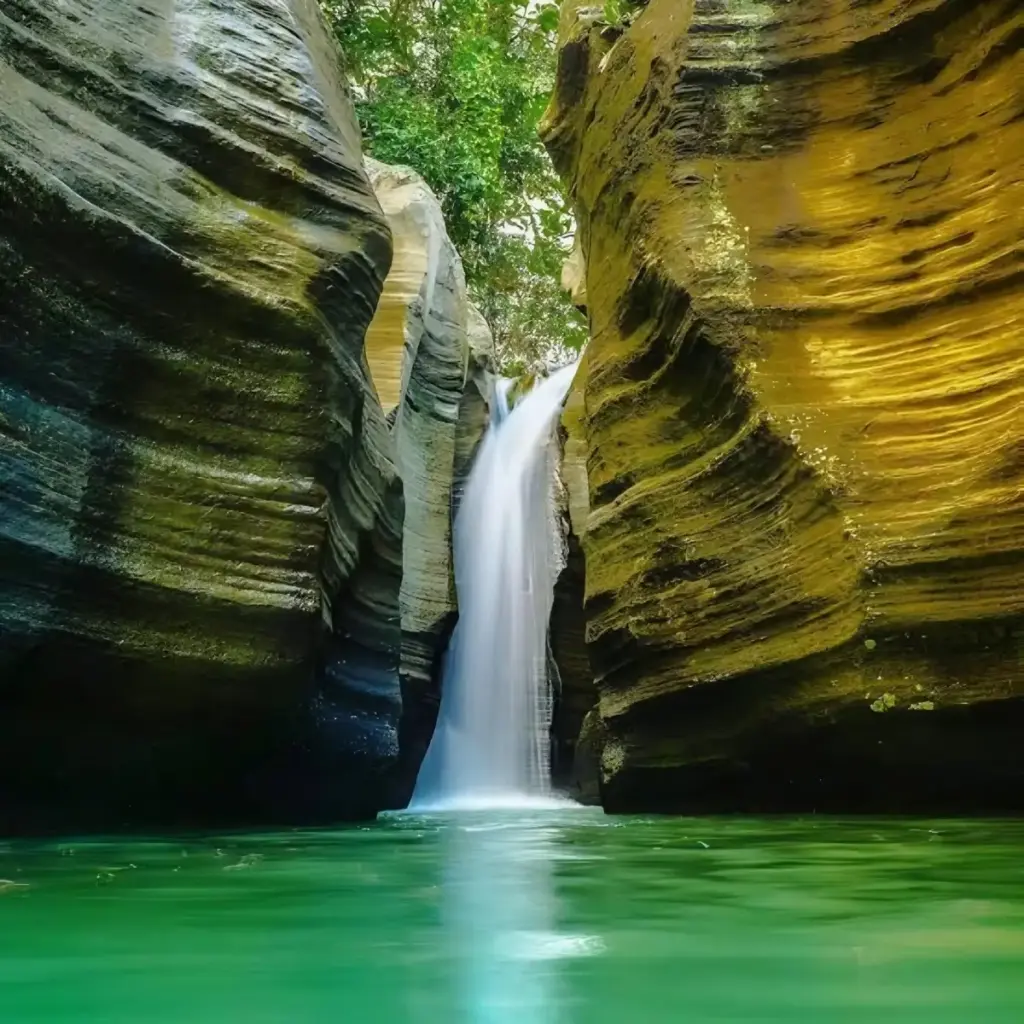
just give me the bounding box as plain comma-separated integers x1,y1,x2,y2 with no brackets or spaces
544,0,1024,812
0,0,489,829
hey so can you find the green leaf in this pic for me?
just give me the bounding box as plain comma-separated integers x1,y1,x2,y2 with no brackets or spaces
536,5,559,33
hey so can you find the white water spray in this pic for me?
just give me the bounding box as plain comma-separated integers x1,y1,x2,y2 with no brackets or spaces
411,363,577,810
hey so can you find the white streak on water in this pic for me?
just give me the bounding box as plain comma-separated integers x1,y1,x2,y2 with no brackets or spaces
421,810,605,1024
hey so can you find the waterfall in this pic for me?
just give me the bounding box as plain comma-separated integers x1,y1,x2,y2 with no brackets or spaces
410,363,577,810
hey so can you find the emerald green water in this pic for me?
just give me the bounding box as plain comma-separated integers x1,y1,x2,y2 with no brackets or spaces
2,811,1023,1022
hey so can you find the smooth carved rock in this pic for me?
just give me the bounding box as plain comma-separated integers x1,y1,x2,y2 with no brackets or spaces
364,161,496,805
0,0,397,829
367,160,467,642
364,163,435,414
543,0,1024,812
453,304,497,519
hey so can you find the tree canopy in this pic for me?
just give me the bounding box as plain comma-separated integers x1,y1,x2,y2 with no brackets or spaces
321,0,587,372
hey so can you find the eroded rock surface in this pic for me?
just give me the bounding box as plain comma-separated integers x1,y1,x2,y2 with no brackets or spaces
543,0,1024,812
363,161,496,805
0,0,400,829
550,364,596,792
453,304,497,518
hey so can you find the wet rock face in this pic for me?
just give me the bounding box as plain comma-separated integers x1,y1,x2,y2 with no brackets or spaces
543,0,1024,812
453,305,498,519
549,531,593,791
550,366,596,792
0,0,396,829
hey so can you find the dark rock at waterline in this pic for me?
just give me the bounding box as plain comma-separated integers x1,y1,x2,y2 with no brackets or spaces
550,527,594,789
549,360,597,798
0,0,400,830
566,708,604,807
0,0,493,831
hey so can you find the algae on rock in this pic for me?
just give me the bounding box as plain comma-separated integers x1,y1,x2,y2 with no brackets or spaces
0,0,490,829
543,0,1024,813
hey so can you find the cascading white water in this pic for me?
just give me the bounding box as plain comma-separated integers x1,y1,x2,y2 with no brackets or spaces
410,363,577,810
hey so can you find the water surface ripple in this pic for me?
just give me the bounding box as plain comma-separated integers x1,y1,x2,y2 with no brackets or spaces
2,812,1023,1022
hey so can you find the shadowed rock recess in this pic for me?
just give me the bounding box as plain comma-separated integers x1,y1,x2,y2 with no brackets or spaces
0,0,487,830
543,0,1024,813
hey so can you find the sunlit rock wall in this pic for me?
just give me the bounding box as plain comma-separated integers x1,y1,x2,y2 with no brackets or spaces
543,0,1024,812
453,304,497,518
363,162,496,805
0,0,397,828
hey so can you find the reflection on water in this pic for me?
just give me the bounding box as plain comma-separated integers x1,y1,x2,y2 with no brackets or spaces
442,816,562,1023
1,814,1024,1023
435,811,603,1024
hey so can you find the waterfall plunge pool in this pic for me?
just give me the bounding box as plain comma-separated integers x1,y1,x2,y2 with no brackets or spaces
2,812,1024,1023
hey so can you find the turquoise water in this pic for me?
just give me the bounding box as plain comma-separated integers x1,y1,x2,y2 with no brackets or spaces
2,811,1023,1022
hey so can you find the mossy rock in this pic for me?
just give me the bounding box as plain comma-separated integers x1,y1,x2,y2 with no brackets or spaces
541,0,1024,813
0,0,398,829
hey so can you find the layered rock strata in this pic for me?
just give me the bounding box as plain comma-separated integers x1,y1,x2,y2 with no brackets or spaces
453,305,497,517
550,364,597,795
362,162,496,805
543,0,1024,812
0,0,487,829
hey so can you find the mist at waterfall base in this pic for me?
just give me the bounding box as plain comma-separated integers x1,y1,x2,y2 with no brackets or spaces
411,363,578,811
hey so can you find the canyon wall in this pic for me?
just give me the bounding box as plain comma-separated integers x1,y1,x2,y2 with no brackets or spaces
550,362,596,796
362,161,495,804
544,0,1024,812
0,0,486,829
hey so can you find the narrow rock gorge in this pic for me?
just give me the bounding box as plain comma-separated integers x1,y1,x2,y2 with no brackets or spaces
2,0,1020,829
543,0,1024,812
0,0,488,830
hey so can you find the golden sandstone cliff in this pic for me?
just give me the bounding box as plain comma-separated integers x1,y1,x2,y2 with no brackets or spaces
543,0,1024,811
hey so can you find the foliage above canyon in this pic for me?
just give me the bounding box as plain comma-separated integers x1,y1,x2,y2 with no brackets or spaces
322,0,587,371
